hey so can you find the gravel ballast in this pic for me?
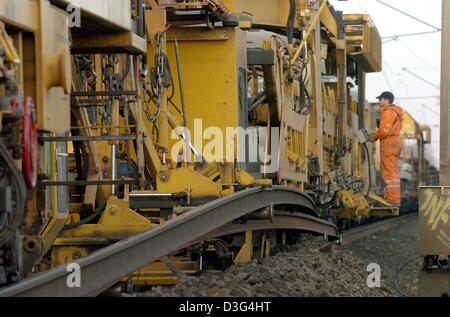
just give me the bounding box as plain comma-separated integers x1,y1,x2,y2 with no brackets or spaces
141,214,420,297
348,214,421,296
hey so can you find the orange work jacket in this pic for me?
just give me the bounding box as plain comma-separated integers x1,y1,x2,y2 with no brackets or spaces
374,105,403,141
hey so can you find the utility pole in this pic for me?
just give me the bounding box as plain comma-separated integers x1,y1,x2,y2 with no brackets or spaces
440,0,450,185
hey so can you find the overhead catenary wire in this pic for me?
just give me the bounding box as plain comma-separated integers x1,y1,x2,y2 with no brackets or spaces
397,39,439,72
382,30,440,41
396,96,440,101
375,0,441,31
396,72,437,147
402,68,440,90
363,0,439,92
373,0,441,146
361,0,397,91
381,60,395,91
421,104,440,116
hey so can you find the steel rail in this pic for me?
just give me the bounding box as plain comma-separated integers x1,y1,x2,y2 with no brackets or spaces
0,186,335,297
186,211,338,247
340,213,416,246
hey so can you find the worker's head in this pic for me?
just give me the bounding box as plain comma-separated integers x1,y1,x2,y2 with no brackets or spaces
376,91,395,107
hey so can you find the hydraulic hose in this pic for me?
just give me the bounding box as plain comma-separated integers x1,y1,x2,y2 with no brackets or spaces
286,0,296,44
0,142,27,248
63,201,106,230
316,190,339,209
393,255,422,297
363,143,372,199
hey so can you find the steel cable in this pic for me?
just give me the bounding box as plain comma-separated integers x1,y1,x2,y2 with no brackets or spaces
393,255,422,297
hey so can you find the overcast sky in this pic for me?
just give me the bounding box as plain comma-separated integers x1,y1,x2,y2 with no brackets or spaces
330,0,442,166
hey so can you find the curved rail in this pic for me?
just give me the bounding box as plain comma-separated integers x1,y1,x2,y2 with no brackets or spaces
187,211,338,247
0,186,337,297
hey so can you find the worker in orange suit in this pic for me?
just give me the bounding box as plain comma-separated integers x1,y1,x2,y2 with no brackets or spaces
371,91,403,206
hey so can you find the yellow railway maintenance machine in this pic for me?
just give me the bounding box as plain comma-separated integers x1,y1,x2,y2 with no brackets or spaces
0,0,398,290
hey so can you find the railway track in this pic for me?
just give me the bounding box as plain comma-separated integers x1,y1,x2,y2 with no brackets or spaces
340,213,416,246
0,186,338,297
0,183,413,297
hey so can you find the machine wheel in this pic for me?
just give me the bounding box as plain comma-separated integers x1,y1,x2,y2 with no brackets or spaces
22,97,37,188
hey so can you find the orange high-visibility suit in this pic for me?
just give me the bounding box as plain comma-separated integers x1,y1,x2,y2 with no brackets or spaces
373,105,403,205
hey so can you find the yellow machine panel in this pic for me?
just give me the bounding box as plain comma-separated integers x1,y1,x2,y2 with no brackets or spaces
36,2,71,133
0,0,38,31
166,27,247,163
344,14,382,73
